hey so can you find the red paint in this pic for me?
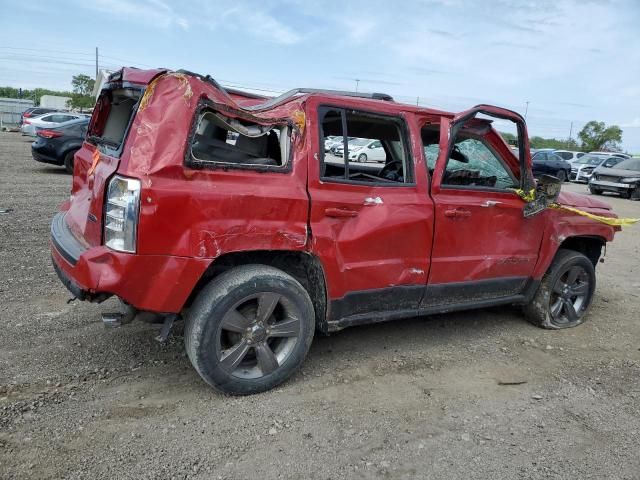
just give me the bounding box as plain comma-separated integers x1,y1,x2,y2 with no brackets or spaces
51,69,619,315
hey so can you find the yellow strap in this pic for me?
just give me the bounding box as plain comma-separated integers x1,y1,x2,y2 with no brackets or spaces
510,187,638,226
549,203,639,227
511,188,536,202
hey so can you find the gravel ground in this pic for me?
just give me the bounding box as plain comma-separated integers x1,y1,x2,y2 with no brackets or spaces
1,130,639,479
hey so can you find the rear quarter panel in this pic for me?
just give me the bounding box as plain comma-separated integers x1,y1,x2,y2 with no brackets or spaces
116,74,310,259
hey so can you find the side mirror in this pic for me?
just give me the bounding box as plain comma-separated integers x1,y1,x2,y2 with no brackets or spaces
523,175,562,217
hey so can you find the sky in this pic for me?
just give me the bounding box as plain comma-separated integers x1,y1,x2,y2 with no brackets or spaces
1,0,639,151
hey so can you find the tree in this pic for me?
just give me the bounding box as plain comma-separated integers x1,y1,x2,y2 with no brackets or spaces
71,74,95,96
578,121,623,152
68,74,96,112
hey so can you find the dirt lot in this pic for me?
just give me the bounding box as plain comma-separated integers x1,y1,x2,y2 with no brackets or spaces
1,130,639,480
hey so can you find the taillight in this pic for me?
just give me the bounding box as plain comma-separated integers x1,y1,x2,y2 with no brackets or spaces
23,112,32,118
104,175,141,253
37,129,64,139
23,119,31,124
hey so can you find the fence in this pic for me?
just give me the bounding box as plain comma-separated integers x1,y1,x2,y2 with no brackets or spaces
0,97,34,127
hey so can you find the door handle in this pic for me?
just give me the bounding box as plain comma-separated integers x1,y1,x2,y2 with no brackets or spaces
363,196,383,206
324,207,358,218
444,208,471,218
481,200,503,208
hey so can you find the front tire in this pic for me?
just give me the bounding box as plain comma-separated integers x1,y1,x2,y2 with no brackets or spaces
589,186,602,195
524,249,596,329
556,170,567,182
357,153,367,163
185,265,315,395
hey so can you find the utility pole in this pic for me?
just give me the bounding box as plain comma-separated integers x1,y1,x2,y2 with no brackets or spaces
95,47,99,79
416,96,420,106
569,121,573,141
355,78,360,92
524,100,530,120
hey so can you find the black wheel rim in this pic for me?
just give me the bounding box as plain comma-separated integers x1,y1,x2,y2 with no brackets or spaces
216,292,301,379
549,265,590,325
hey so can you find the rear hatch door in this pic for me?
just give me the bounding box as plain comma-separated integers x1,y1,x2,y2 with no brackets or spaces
64,85,144,248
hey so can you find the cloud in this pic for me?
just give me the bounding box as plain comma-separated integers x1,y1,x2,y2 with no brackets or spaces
87,0,189,30
620,118,640,128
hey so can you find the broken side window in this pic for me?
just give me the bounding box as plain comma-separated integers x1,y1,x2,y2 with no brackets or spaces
320,107,413,185
442,134,518,189
190,110,290,168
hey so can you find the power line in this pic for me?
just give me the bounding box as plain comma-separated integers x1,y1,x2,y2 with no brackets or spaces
0,46,95,56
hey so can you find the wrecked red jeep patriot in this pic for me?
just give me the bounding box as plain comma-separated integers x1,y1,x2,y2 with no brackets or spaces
51,68,619,394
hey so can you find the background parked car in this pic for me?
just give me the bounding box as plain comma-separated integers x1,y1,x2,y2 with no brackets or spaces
570,154,623,183
589,157,640,199
554,150,585,164
589,151,630,159
19,107,58,126
21,112,88,136
531,150,571,181
31,117,88,173
348,139,386,163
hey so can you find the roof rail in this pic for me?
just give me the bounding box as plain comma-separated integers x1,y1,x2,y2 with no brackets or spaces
175,70,394,111
241,88,394,112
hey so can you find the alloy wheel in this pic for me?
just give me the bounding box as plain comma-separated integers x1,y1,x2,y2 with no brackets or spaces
549,265,590,325
217,292,301,379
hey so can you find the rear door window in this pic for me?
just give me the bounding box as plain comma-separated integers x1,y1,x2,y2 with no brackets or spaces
320,107,413,184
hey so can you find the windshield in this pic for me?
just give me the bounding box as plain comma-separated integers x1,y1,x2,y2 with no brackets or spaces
349,138,370,146
614,159,640,171
575,155,603,166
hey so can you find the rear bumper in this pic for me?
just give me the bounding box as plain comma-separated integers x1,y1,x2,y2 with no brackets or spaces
32,146,63,166
50,212,210,313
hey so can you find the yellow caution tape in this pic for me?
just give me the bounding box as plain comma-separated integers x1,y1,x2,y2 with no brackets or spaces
549,203,639,227
510,187,638,227
511,188,536,202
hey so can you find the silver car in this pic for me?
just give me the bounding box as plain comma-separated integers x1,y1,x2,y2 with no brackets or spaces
21,112,89,137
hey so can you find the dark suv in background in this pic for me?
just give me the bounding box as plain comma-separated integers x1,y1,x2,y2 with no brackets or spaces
531,150,571,181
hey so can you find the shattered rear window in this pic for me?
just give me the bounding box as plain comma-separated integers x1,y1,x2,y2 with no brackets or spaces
189,110,290,168
88,88,141,154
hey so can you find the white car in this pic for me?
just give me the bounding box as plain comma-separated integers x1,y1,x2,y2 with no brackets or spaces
554,150,586,164
21,112,89,136
589,151,630,159
335,138,386,163
570,154,624,183
348,139,386,163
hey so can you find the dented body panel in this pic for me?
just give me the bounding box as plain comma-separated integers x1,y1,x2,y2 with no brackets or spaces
51,68,619,325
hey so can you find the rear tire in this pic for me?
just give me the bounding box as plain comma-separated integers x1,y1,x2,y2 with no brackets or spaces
524,249,596,329
629,186,640,201
185,264,315,395
63,150,77,174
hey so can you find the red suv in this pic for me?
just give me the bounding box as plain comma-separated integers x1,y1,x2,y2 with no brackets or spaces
51,68,619,394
